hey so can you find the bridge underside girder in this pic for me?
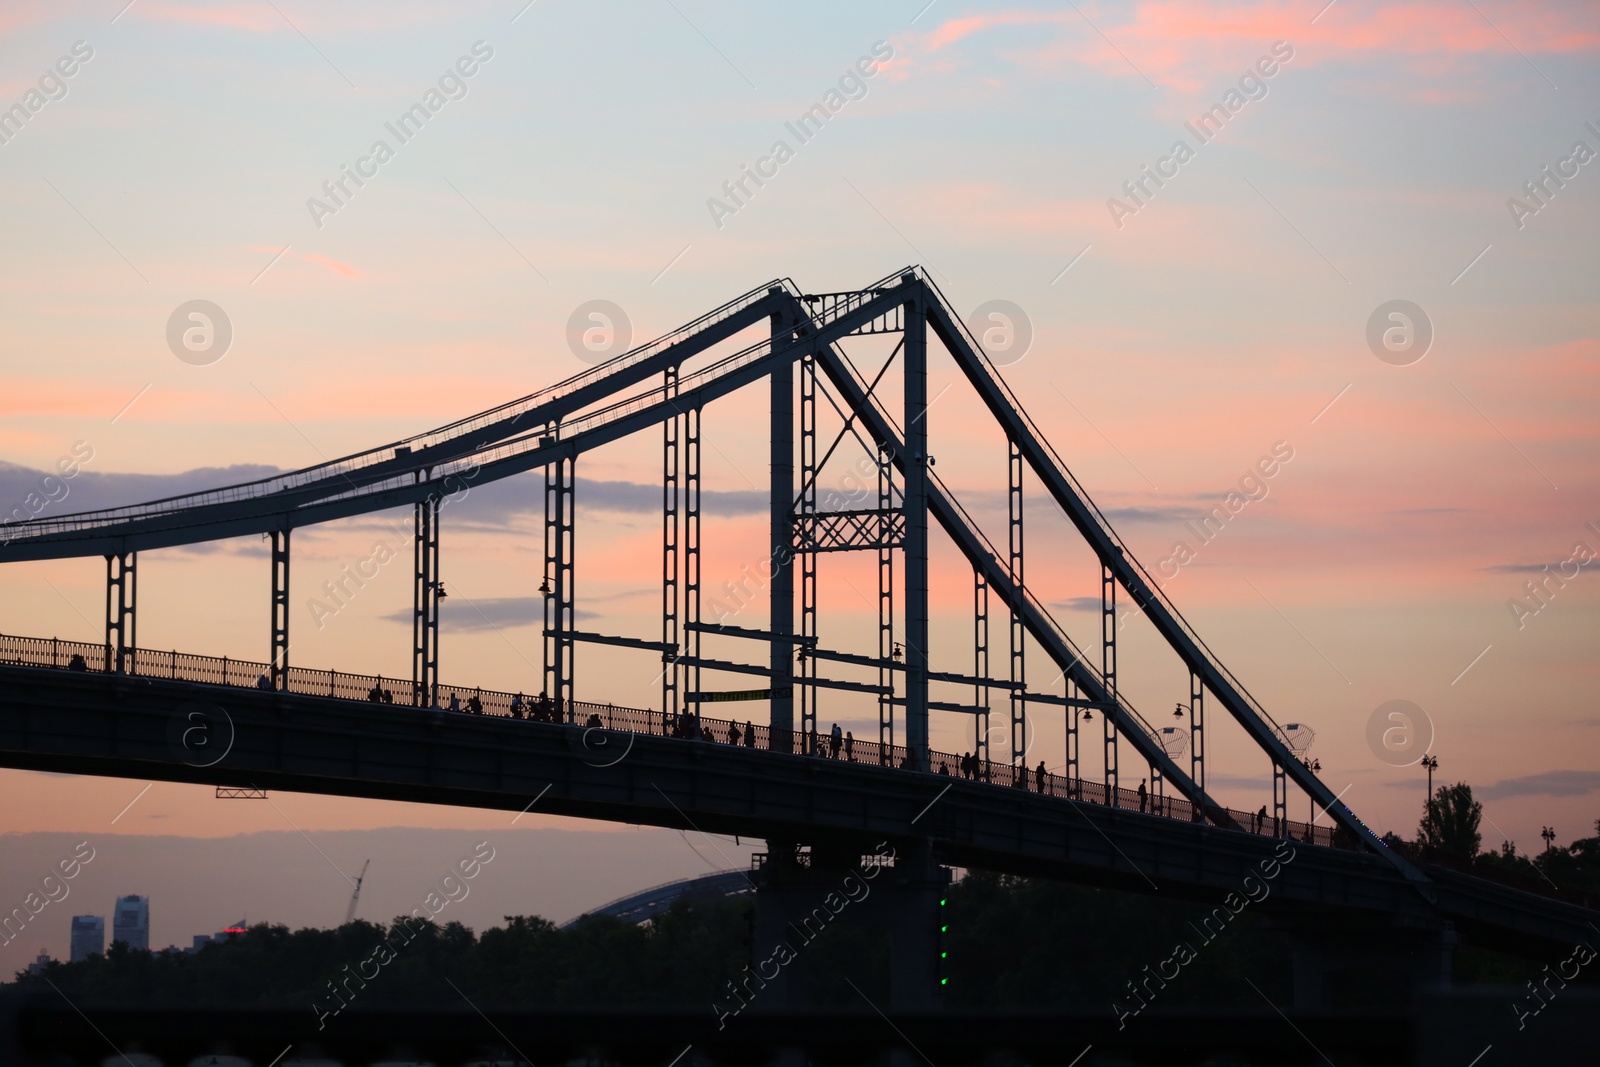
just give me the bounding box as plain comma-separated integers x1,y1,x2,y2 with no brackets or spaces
0,666,1588,958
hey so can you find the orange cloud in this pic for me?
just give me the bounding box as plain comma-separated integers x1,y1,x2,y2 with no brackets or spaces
301,252,364,279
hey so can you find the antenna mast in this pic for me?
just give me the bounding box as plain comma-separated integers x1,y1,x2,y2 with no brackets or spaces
345,859,370,925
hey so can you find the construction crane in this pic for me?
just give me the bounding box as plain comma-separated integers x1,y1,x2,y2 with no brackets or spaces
345,860,370,926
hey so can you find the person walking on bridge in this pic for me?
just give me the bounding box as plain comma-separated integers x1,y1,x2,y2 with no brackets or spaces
1137,778,1148,813
829,723,842,759
728,722,741,746
1036,761,1047,794
744,720,757,748
844,730,854,761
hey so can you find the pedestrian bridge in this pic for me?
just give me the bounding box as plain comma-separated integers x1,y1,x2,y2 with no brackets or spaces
1,267,1592,985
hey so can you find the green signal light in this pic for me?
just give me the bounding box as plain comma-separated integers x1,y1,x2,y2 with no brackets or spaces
940,951,947,958
940,925,947,932
940,978,948,985
939,898,947,906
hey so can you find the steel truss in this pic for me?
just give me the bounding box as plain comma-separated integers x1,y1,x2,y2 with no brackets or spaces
36,267,1423,886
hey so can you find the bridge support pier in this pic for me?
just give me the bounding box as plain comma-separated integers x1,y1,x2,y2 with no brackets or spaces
886,839,945,1011
746,838,947,1013
1281,916,1456,1011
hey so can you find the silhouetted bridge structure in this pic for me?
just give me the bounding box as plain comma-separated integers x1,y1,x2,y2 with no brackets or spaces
1,269,1592,1012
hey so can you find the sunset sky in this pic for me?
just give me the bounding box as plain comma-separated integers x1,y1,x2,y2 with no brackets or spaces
1,0,1597,962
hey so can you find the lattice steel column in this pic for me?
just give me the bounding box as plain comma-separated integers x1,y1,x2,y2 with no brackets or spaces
685,407,702,733
799,353,818,748
543,456,575,722
903,279,929,772
1189,669,1206,819
104,552,135,674
973,567,990,771
663,367,680,731
412,496,441,707
1101,560,1119,800
769,298,796,750
1008,439,1025,780
878,443,895,762
1066,678,1081,798
270,530,290,691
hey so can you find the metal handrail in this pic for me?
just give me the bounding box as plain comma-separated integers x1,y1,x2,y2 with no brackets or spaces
0,629,1340,849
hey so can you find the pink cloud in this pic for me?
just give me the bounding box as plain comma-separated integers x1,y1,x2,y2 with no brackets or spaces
914,1,1600,93
243,246,363,280
126,1,281,32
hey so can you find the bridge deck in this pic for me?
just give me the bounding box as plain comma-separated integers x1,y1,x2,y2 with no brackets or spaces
0,631,1335,844
2,634,1595,957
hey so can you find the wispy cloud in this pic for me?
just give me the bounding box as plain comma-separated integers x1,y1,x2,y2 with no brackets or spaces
1477,770,1600,801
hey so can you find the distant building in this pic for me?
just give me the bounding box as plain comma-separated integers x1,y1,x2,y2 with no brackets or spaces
186,921,248,954
26,950,52,976
112,895,148,952
69,916,104,962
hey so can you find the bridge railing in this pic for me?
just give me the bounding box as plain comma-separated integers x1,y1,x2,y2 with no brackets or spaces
0,631,1334,848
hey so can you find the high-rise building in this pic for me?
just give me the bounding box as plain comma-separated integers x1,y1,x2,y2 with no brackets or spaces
69,915,104,962
112,896,148,952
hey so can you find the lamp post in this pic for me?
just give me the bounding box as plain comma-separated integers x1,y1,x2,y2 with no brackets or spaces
1420,753,1438,803
1300,757,1321,830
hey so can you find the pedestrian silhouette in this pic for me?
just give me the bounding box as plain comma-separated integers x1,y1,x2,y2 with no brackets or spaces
448,693,461,713
829,722,842,759
67,653,88,672
1137,778,1148,813
728,722,741,745
744,720,757,747
1036,760,1047,794
844,730,854,761
1255,804,1267,833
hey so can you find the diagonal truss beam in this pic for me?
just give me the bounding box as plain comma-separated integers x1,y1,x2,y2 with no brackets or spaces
916,290,1423,882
